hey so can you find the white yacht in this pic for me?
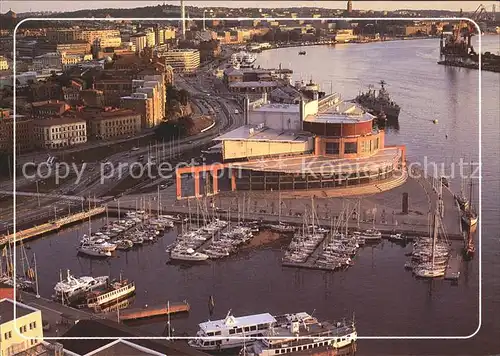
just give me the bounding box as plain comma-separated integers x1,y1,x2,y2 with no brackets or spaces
53,270,109,301
241,312,357,356
355,229,382,241
78,243,112,258
170,248,209,261
188,311,277,352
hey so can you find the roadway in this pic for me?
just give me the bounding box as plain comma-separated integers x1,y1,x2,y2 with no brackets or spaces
0,61,244,233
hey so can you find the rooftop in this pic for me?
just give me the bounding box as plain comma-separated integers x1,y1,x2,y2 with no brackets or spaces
251,102,300,113
34,117,86,126
306,101,375,124
85,339,166,356
229,81,279,88
88,109,140,120
0,298,38,323
61,319,209,356
215,125,310,143
229,147,402,174
199,313,276,332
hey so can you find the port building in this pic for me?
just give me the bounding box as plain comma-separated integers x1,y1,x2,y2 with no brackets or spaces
176,91,405,198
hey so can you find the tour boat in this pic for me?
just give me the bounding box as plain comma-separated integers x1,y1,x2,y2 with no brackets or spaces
86,279,136,310
240,312,357,356
188,310,277,352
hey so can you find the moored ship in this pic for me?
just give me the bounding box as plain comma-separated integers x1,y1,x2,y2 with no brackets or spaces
240,312,357,356
355,80,400,120
86,278,136,310
188,310,277,352
53,270,109,304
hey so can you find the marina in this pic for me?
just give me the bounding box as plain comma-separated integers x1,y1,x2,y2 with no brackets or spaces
0,30,494,355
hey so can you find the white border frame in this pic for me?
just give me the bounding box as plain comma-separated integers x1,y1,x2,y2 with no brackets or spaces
12,16,482,341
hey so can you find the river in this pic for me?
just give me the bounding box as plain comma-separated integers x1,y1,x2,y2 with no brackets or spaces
17,36,500,355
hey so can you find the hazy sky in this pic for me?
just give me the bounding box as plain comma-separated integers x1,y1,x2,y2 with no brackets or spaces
1,1,499,14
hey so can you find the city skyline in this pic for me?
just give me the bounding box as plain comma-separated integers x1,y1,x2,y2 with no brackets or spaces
1,0,498,14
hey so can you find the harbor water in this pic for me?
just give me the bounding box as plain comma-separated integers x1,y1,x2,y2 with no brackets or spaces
21,37,500,355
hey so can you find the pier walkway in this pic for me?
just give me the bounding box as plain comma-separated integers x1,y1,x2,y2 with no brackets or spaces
0,206,105,246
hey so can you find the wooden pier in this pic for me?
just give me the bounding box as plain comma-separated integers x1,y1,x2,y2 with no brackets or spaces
118,301,190,321
0,206,105,246
445,253,462,280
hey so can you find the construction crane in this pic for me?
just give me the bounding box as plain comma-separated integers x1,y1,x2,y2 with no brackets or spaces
440,4,491,62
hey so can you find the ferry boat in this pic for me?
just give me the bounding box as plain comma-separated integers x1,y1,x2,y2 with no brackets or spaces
53,270,109,302
355,80,400,120
86,279,136,310
240,312,357,356
188,311,277,352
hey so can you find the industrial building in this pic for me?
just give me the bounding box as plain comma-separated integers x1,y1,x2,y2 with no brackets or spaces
176,90,406,198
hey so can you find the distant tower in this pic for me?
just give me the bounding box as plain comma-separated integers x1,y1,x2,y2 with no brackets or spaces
347,0,353,13
493,4,496,14
180,0,186,40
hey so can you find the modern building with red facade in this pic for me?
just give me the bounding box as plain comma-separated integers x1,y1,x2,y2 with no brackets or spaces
176,93,405,198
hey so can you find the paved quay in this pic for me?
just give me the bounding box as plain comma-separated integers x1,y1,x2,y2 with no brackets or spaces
110,173,463,240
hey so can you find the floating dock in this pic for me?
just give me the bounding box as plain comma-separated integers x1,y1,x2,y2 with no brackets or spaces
0,206,105,246
118,301,190,321
445,253,462,280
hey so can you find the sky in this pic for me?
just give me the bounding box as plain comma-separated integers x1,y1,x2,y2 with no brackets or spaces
1,0,498,14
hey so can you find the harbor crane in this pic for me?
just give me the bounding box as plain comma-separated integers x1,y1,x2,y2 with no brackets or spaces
440,4,491,62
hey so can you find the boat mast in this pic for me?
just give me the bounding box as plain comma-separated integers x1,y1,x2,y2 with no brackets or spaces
432,210,438,269
278,192,281,223
33,253,40,298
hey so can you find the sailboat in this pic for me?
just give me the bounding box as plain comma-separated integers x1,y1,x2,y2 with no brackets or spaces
269,193,294,233
413,211,446,278
461,181,478,227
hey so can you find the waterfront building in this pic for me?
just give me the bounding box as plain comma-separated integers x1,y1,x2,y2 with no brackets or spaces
176,93,405,198
335,29,358,42
86,108,142,140
33,117,87,149
0,298,43,356
162,49,200,73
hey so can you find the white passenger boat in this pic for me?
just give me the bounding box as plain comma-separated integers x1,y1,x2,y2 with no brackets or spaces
170,248,209,261
188,311,276,352
240,312,357,356
86,279,136,309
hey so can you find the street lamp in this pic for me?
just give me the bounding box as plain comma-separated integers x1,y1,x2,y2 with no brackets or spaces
203,10,207,31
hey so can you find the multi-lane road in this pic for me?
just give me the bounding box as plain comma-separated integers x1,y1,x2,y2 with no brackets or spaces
0,64,244,232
